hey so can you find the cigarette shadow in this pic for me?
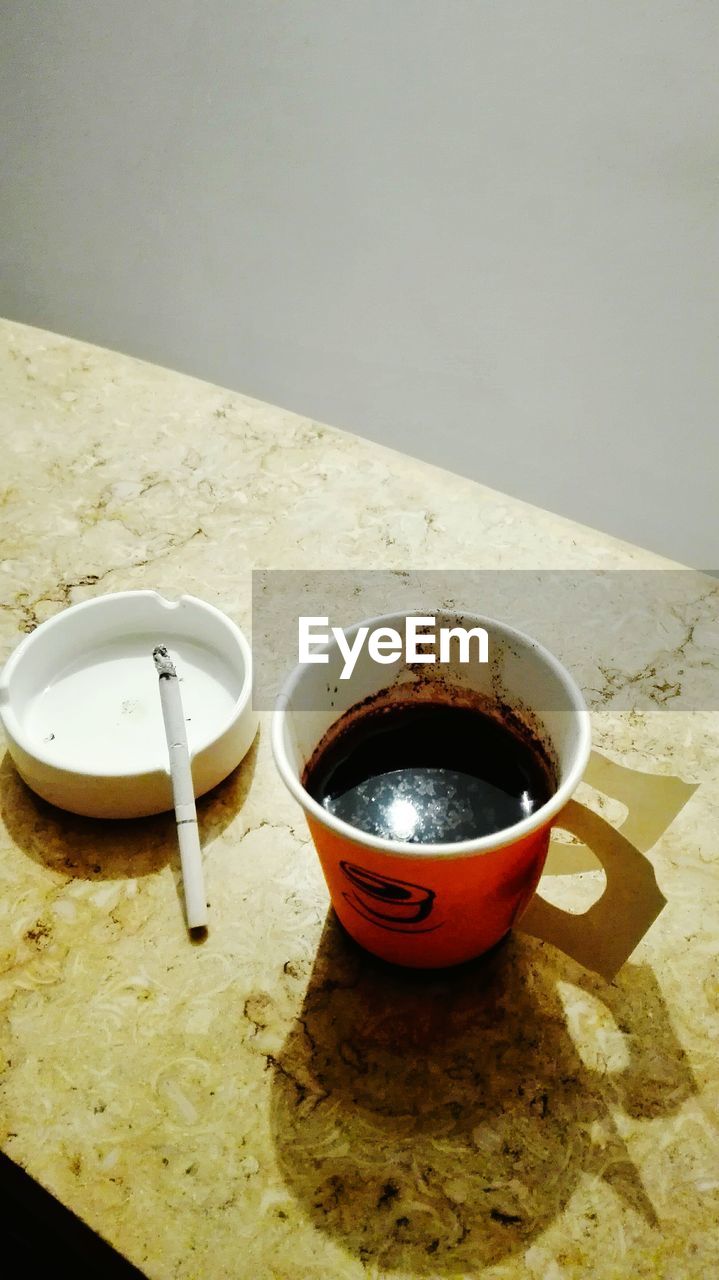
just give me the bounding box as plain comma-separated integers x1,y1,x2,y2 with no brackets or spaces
270,916,696,1273
0,730,259,882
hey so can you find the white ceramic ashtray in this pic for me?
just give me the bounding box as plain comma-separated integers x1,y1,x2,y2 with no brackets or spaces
0,591,258,819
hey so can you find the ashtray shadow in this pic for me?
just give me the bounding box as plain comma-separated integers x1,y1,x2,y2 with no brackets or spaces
0,730,259,883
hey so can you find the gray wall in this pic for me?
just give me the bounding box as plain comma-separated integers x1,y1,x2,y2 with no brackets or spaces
2,2,717,567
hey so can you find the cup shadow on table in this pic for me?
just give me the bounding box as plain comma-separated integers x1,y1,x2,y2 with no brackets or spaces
270,749,700,1272
271,922,695,1274
0,729,259,888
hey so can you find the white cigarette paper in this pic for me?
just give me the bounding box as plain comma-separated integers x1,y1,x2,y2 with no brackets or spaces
153,645,208,930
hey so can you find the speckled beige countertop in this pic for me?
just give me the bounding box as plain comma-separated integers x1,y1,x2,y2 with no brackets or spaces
1,320,718,1279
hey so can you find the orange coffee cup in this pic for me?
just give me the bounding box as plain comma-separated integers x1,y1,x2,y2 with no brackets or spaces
272,611,591,968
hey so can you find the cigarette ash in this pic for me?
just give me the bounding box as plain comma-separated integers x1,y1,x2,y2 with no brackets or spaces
153,645,177,679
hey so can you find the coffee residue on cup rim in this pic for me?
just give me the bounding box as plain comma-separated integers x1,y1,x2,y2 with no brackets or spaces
301,674,559,797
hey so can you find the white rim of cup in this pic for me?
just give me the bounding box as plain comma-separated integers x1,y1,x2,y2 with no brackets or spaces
272,610,592,861
0,590,254,778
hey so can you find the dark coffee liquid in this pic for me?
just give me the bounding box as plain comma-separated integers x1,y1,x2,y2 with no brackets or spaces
303,701,555,845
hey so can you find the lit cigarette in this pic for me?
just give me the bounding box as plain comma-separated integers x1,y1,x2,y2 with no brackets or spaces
153,645,208,931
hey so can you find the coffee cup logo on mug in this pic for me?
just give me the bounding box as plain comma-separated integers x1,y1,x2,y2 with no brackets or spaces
272,612,591,968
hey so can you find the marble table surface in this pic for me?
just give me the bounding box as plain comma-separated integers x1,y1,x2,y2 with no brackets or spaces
0,319,717,1279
